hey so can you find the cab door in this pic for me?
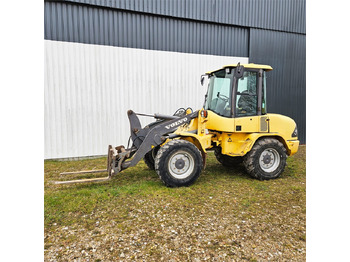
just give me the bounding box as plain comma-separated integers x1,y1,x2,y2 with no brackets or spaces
234,70,268,133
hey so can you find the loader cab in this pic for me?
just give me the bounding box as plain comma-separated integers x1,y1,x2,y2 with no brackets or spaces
204,64,271,118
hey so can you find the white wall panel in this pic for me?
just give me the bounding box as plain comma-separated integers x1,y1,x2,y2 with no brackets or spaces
44,40,248,159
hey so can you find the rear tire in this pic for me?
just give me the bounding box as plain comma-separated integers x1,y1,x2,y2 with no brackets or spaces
143,146,160,170
143,151,155,170
214,147,243,167
243,138,287,180
155,140,203,187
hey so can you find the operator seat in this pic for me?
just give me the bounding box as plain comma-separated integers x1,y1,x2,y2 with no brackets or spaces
237,90,256,116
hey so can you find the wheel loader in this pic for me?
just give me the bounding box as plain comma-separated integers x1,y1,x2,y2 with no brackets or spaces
56,63,299,187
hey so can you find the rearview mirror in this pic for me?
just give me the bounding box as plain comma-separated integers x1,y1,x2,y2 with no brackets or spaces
234,63,245,78
200,75,206,86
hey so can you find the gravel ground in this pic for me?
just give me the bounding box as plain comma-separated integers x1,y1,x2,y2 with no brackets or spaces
45,147,306,261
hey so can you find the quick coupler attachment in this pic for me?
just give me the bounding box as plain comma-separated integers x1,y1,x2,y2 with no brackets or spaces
108,145,132,176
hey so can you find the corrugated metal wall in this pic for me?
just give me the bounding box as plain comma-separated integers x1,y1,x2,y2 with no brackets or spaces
249,29,306,143
52,0,305,34
44,40,248,158
44,1,249,57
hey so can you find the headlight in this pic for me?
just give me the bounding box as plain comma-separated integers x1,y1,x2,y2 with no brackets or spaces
292,125,298,137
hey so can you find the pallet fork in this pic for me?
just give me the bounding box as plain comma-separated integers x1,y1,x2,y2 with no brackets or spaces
54,145,117,184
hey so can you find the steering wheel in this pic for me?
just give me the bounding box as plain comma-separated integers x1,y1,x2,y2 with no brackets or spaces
217,93,229,102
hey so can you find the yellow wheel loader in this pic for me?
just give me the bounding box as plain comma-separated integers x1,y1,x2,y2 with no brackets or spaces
56,63,299,186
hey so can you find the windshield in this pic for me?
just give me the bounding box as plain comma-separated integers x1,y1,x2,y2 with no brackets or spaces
204,69,232,117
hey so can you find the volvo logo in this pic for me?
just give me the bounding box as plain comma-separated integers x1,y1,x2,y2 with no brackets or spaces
165,117,188,129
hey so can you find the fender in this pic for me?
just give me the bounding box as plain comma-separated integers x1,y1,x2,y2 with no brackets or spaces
219,132,298,157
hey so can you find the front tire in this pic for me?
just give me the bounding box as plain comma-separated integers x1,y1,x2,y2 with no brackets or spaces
154,140,203,187
243,138,287,180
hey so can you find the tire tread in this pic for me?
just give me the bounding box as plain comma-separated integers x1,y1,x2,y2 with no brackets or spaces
243,138,287,180
155,140,203,187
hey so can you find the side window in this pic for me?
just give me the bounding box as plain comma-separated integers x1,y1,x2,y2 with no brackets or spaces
262,72,267,115
236,71,258,117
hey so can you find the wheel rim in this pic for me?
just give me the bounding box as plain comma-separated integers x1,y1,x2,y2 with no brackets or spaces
259,148,281,172
168,150,195,179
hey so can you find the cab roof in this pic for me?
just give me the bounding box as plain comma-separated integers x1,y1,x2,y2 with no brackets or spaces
206,63,273,75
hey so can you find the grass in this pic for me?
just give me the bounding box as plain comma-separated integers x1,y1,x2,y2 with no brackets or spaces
44,145,306,261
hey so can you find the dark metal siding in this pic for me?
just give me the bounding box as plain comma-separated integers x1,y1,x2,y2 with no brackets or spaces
249,29,306,143
52,0,306,34
44,0,306,143
44,1,249,57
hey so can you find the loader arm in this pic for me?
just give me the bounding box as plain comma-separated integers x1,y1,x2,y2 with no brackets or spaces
114,110,199,174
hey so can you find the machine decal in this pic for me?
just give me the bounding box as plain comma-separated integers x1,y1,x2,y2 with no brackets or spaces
165,117,188,129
